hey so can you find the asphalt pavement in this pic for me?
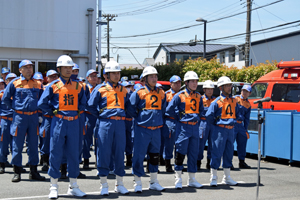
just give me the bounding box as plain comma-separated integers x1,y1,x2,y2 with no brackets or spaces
0,149,299,200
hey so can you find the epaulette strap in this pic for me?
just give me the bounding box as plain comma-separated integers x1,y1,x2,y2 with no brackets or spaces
55,83,60,90
157,88,160,94
184,91,188,98
120,85,123,92
105,86,110,91
144,88,149,94
76,82,79,90
99,106,107,114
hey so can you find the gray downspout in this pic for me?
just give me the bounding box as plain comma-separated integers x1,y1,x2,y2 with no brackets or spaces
70,8,94,70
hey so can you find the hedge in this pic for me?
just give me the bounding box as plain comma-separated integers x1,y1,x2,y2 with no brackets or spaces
121,57,278,84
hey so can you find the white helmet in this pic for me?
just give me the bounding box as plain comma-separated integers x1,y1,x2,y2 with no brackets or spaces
217,76,232,87
184,71,199,81
142,66,158,77
105,61,121,73
203,80,214,89
56,55,74,67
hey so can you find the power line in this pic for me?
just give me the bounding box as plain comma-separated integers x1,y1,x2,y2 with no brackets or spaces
102,20,300,49
111,0,284,38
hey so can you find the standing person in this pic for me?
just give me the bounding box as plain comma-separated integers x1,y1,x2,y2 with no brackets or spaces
0,78,8,173
2,60,45,182
139,74,145,86
39,70,59,172
197,80,215,170
38,55,86,198
1,67,10,82
205,76,239,187
234,85,252,169
166,71,204,189
127,66,166,193
162,75,181,173
87,61,129,196
83,69,99,169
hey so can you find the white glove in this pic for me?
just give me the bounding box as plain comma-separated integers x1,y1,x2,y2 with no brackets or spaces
39,116,43,123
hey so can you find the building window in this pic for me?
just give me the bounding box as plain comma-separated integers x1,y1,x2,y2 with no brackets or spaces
175,54,190,62
191,54,201,60
219,53,225,63
0,60,8,73
11,60,35,77
239,50,245,61
38,62,56,75
229,51,235,62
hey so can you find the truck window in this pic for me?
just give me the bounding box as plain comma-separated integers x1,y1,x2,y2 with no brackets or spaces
249,83,268,99
271,84,300,103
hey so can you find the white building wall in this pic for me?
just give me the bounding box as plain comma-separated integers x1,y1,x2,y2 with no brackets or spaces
0,0,96,77
154,48,167,65
250,34,300,65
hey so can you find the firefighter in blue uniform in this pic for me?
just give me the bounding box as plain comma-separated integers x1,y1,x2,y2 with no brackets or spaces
121,80,134,167
87,61,129,196
83,69,99,169
234,85,252,169
38,55,86,198
197,80,215,170
127,66,166,193
1,67,10,82
205,76,239,186
166,71,204,189
162,75,181,173
0,73,17,173
2,60,45,182
0,78,8,173
39,70,59,172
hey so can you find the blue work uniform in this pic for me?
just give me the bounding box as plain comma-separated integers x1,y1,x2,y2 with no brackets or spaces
39,83,53,157
87,82,129,177
125,90,133,156
205,93,240,170
198,94,215,162
127,85,166,177
0,90,13,163
83,82,98,160
2,75,43,167
38,77,86,179
162,89,178,160
78,81,88,163
234,95,251,161
166,89,204,172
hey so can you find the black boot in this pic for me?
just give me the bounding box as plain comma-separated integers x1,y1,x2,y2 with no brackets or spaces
126,154,132,167
60,164,67,179
77,171,86,179
146,160,150,173
0,162,5,174
197,160,201,171
239,160,251,169
12,165,21,182
206,158,211,170
159,155,165,166
5,161,12,167
29,165,46,181
165,159,174,173
41,154,49,172
83,158,89,169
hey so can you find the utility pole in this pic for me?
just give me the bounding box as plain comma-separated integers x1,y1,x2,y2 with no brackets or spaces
245,0,252,67
102,14,117,62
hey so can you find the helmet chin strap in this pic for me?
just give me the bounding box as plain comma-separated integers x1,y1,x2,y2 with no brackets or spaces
221,86,230,97
107,73,118,85
186,80,196,92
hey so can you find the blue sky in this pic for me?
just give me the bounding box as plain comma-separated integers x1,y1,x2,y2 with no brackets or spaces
100,0,300,64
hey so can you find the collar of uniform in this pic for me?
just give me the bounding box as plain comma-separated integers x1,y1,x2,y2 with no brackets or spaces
145,84,157,92
221,93,232,99
107,81,119,88
185,88,194,95
240,94,248,101
170,88,176,94
87,82,95,89
204,93,213,100
59,77,72,85
20,74,33,81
